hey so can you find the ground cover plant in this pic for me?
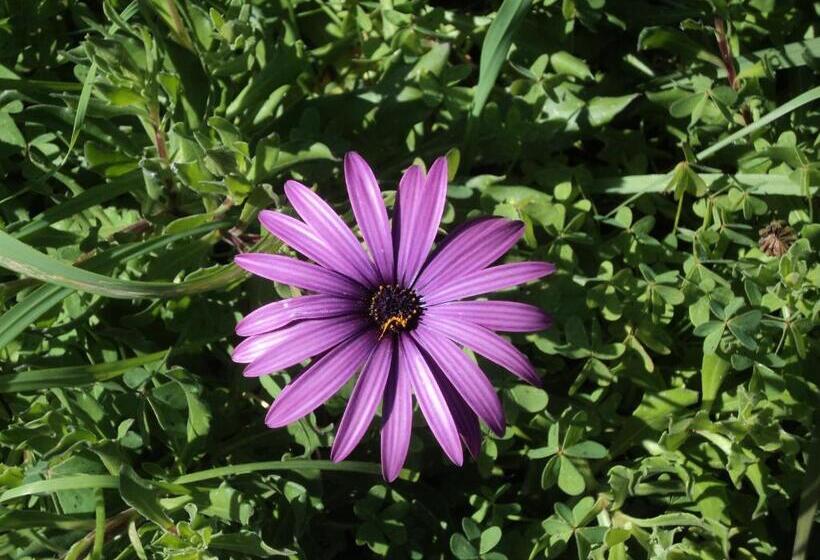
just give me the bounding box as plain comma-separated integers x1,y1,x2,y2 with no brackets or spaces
0,0,818,558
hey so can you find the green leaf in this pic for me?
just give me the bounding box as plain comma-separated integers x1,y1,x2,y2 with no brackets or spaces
693,321,723,337
703,325,725,354
479,526,502,554
564,441,607,459
450,533,478,559
209,532,293,557
638,27,723,67
611,388,699,456
729,310,762,331
557,456,585,496
700,353,730,411
0,109,25,148
251,140,334,183
118,466,174,531
586,94,638,127
551,51,593,80
510,385,549,412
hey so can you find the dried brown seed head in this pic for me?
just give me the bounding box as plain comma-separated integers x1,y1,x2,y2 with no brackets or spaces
758,220,796,257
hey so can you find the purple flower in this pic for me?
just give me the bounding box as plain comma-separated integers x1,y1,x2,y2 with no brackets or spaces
233,152,555,480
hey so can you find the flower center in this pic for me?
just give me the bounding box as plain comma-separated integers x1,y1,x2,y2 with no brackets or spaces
368,284,423,338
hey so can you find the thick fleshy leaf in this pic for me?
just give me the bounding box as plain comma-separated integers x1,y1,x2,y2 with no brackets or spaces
399,334,463,466
234,253,365,298
344,152,394,282
265,331,377,427
380,359,412,482
235,295,360,336
414,218,524,293
422,315,540,385
422,261,555,305
239,318,366,376
395,158,447,286
427,300,551,332
258,210,360,277
411,324,505,435
331,338,393,462
432,364,481,458
284,180,377,286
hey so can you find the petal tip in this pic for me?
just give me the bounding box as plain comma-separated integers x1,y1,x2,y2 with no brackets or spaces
428,156,449,178
264,406,285,428
526,374,544,388
449,449,464,467
381,463,402,482
329,447,348,463
283,180,308,199
233,253,254,269
242,361,267,377
488,418,506,437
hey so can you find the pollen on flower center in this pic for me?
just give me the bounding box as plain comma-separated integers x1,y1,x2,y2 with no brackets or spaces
368,284,423,338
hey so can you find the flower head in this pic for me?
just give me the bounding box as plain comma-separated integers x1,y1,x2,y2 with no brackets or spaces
234,152,554,480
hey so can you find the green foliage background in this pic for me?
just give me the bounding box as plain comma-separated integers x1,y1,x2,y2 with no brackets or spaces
0,1,818,558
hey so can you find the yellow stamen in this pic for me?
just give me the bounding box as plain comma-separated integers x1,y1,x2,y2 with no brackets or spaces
379,314,409,339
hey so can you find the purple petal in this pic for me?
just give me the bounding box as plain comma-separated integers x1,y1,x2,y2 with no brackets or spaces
331,338,393,462
431,364,481,458
421,315,541,386
284,180,377,286
414,218,523,293
265,331,377,427
344,152,394,282
236,295,360,337
395,158,448,286
381,357,412,482
234,316,358,363
421,261,555,306
426,300,551,332
411,324,505,435
399,335,463,466
235,253,366,298
239,318,366,376
258,211,357,276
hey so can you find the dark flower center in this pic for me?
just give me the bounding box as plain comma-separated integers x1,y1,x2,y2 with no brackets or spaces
368,284,423,338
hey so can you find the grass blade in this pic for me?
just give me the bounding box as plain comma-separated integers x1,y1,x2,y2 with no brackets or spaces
0,350,167,393
696,85,820,161
0,284,72,350
59,62,98,168
0,510,96,531
589,172,815,196
7,173,142,239
471,0,532,118
0,220,233,347
0,476,119,504
172,460,393,484
792,416,820,560
0,222,254,300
